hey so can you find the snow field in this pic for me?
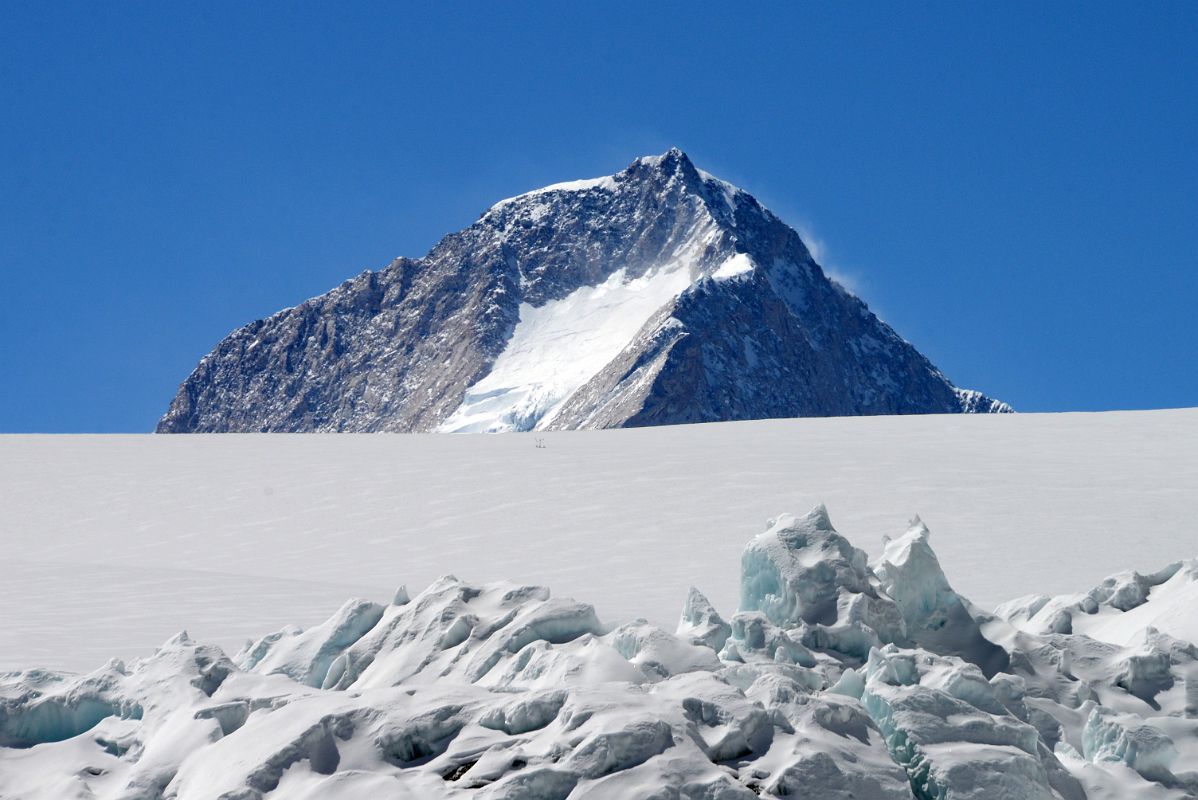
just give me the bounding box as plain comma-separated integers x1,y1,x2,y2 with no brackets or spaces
0,408,1195,673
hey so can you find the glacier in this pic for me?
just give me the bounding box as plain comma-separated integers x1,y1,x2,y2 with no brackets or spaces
2,506,1196,799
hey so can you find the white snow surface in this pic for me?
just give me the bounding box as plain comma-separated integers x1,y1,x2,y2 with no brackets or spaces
711,253,754,281
1089,571,1198,646
998,558,1198,648
1,409,1196,675
436,263,694,433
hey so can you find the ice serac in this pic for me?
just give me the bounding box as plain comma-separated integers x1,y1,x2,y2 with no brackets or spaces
873,517,1010,678
734,505,906,660
236,597,384,688
677,586,732,653
5,505,1197,799
157,148,1009,433
1083,706,1178,782
861,645,1081,800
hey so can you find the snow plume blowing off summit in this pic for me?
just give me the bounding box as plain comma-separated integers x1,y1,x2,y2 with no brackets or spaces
3,505,1196,799
157,149,1010,433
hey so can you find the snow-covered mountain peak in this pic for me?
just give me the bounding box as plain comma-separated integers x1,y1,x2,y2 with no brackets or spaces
628,146,702,180
157,152,1010,434
633,145,689,165
484,148,742,230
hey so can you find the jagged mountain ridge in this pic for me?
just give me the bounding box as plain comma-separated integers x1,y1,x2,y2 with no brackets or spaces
158,149,1009,433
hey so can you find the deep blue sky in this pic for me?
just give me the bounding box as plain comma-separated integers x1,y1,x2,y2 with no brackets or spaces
2,2,1195,432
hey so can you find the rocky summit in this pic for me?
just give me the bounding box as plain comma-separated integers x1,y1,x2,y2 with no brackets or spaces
157,149,1010,433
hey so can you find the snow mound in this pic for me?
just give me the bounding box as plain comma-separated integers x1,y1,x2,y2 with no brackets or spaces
996,559,1198,648
2,505,1196,798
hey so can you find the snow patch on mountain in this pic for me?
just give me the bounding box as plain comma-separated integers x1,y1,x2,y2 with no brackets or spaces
436,260,696,433
712,252,755,281
489,175,619,211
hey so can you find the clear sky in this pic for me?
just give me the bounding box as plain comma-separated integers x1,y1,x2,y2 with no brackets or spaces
2,2,1195,432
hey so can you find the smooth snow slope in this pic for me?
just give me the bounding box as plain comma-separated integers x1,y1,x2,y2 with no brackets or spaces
436,260,695,432
1,408,1195,673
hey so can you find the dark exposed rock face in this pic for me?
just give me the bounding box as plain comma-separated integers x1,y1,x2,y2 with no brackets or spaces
158,149,1009,433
